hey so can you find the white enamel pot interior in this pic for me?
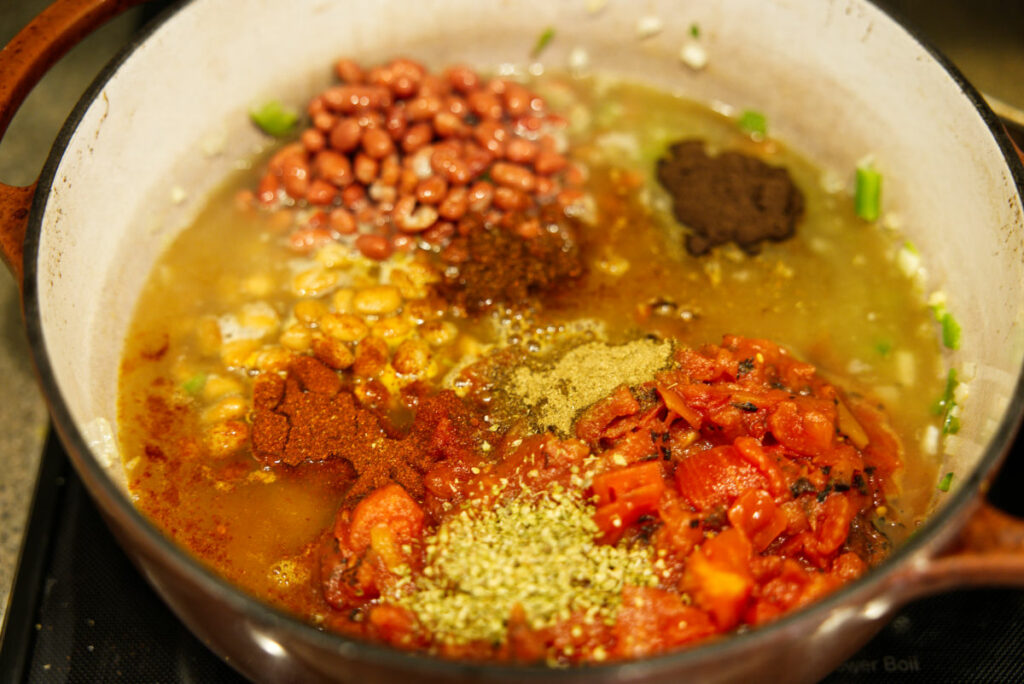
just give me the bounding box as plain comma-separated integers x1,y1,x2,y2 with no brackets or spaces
18,0,1024,682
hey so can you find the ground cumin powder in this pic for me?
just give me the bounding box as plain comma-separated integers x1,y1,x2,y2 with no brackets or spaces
506,338,673,435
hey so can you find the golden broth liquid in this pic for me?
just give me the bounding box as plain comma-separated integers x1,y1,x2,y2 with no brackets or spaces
118,76,945,622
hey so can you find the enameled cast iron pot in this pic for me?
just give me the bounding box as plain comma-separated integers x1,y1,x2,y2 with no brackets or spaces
2,0,1024,681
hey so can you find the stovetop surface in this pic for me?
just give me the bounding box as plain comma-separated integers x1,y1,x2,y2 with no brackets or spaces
1,431,1023,683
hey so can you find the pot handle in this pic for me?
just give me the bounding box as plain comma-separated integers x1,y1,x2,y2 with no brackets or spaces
896,500,1024,597
0,0,143,285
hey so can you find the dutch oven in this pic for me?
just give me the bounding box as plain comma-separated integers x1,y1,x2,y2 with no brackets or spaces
2,0,1024,681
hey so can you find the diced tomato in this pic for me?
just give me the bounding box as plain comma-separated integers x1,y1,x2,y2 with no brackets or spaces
749,553,844,626
655,490,704,558
542,436,590,467
369,525,404,570
423,460,467,500
674,344,737,382
592,461,664,505
592,462,665,542
675,445,767,512
602,403,671,444
812,442,864,490
332,509,353,550
777,359,819,394
832,551,867,581
847,397,904,489
767,398,836,457
492,433,589,495
493,433,549,481
599,428,657,467
613,586,717,658
505,604,547,663
805,494,855,564
672,348,719,382
656,382,704,430
348,484,425,555
321,540,359,610
366,604,423,648
732,436,787,497
727,489,788,552
683,529,754,630
546,611,614,665
575,384,639,444
779,499,809,535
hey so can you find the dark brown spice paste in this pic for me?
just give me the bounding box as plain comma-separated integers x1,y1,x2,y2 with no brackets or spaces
656,140,805,256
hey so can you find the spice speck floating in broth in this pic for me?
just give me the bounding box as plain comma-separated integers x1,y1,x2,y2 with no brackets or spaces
117,56,952,665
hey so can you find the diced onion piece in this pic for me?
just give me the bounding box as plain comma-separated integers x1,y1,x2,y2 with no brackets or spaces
568,46,590,74
921,424,940,455
896,243,921,278
894,350,916,387
680,42,708,70
636,15,664,39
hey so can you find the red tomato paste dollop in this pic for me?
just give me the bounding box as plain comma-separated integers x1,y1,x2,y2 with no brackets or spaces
319,335,899,664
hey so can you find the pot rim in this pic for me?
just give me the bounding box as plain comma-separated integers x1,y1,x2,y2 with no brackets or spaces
19,0,1024,678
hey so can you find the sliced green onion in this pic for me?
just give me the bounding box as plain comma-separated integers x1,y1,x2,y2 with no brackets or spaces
531,26,556,58
942,412,961,435
874,339,893,357
183,372,207,396
250,101,299,137
690,23,701,38
737,109,767,137
931,368,958,416
940,311,961,350
855,164,882,222
937,471,954,492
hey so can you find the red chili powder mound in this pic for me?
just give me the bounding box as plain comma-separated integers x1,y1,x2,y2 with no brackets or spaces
251,356,488,505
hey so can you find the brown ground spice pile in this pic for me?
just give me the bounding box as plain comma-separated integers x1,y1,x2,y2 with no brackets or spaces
436,211,583,313
251,356,488,504
502,338,674,435
656,140,804,256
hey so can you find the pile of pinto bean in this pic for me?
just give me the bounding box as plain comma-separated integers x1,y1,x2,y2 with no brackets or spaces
255,58,586,261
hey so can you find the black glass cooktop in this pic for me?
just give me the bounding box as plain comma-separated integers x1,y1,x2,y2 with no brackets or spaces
1,430,1023,683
